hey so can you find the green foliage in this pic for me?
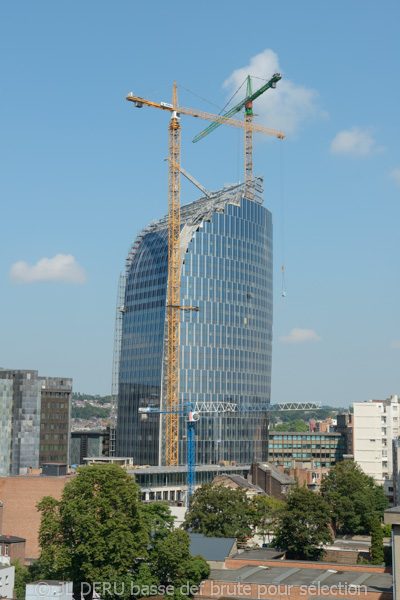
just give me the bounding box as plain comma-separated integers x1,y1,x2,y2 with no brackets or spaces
269,408,336,423
12,560,30,600
382,523,392,537
248,495,283,541
272,485,333,560
71,404,110,419
36,468,208,600
370,517,384,565
151,530,209,600
141,502,176,542
272,419,308,432
37,464,148,596
320,461,388,535
183,483,252,541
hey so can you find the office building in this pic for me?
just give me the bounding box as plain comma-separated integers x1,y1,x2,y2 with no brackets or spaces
268,431,345,468
353,394,400,500
70,428,114,465
0,370,72,475
116,180,273,465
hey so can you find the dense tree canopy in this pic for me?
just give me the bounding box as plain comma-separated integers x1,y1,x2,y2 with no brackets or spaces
272,419,308,432
320,461,388,535
183,483,252,540
273,485,333,560
37,465,148,595
36,466,209,600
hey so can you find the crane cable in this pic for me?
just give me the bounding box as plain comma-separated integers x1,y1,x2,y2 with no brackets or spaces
280,139,287,298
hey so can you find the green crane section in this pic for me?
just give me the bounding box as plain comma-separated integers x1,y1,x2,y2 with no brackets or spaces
192,72,282,143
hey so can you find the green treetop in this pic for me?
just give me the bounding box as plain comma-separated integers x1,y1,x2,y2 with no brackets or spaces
272,485,333,560
320,461,388,535
183,483,252,541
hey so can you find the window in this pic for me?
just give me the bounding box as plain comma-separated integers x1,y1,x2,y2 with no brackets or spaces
4,545,8,556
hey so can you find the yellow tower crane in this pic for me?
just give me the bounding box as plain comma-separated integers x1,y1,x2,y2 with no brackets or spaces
126,81,284,466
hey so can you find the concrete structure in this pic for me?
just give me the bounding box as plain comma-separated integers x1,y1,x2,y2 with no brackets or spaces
70,429,112,465
26,581,73,600
268,431,345,469
117,180,273,466
393,440,400,506
0,564,15,599
249,462,296,500
354,395,400,500
128,464,251,504
384,506,400,600
336,412,354,457
0,370,72,475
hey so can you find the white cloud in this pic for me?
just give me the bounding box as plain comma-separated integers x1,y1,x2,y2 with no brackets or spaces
10,254,87,284
223,49,326,137
279,328,322,344
390,340,400,350
330,127,385,156
389,168,400,186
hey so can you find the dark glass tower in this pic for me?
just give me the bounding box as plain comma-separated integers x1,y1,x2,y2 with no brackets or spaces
116,180,272,465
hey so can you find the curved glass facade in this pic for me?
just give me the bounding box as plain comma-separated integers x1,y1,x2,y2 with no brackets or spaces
117,183,272,466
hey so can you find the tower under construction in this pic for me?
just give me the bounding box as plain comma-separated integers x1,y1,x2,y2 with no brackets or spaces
115,178,273,466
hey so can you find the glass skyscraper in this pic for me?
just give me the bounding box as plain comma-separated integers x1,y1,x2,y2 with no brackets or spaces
116,179,272,466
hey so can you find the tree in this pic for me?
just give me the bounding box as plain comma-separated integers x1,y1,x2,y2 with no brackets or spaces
248,495,283,543
272,485,332,560
37,464,148,597
151,529,210,600
320,461,388,535
141,502,176,542
183,483,252,540
370,517,384,565
273,419,308,432
12,560,30,600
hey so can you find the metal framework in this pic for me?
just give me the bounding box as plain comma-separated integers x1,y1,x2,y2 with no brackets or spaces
166,83,182,466
139,400,323,506
126,81,284,467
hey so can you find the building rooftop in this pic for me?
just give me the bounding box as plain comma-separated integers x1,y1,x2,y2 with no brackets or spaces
0,535,26,543
189,533,236,561
256,462,296,485
209,564,392,593
127,464,251,475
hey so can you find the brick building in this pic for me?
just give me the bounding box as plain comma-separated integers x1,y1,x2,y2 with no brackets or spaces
0,535,26,563
0,474,73,559
249,462,296,500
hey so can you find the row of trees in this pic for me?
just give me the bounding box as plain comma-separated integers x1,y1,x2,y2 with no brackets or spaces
16,465,209,600
16,461,388,598
184,461,389,562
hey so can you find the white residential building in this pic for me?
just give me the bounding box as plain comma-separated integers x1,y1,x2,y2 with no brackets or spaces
0,564,15,599
353,394,400,501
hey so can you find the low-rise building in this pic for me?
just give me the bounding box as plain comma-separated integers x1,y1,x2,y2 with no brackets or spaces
0,564,14,598
249,462,296,500
268,431,345,468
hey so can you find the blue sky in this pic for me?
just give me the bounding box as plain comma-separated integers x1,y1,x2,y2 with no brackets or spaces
1,1,399,406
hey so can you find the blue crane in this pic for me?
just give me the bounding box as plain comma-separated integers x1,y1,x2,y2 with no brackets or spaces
139,400,322,507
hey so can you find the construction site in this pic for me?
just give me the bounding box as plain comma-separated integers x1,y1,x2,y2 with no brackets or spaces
110,74,318,504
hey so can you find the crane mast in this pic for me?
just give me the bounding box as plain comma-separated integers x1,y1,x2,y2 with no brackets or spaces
126,80,285,467
166,83,181,466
